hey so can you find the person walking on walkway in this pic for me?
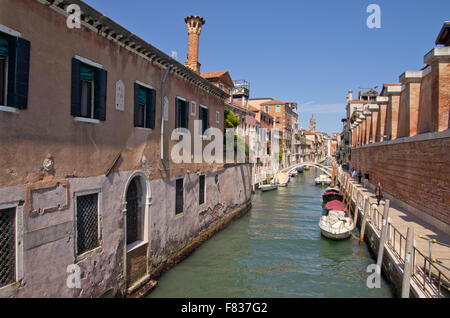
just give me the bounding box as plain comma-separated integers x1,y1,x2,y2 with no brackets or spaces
351,169,357,180
375,181,383,206
357,171,362,183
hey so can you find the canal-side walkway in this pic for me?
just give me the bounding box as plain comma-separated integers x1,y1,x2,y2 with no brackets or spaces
338,167,450,298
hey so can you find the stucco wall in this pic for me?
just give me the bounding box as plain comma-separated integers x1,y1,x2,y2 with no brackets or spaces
0,0,226,189
0,163,252,297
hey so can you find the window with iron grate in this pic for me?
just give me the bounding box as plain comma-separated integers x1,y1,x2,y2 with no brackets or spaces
76,193,100,256
0,208,15,288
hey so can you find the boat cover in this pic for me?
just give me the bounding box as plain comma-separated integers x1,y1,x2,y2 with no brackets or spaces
325,200,346,211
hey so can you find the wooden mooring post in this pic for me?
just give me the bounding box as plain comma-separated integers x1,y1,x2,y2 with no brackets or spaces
359,195,370,245
401,226,414,298
376,200,391,272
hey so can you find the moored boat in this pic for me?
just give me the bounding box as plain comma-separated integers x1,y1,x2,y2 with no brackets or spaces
322,191,344,204
260,184,278,192
315,174,331,186
318,210,354,240
297,167,304,173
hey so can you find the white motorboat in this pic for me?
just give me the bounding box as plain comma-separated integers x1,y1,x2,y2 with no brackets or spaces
318,210,354,240
275,173,289,187
260,183,278,192
315,174,331,186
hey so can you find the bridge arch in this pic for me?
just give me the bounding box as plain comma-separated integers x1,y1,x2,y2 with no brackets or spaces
287,162,332,176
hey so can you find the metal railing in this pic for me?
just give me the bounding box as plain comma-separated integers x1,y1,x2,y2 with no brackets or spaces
337,166,449,298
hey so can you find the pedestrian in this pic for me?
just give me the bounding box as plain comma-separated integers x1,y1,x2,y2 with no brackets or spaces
357,171,362,183
351,169,357,180
375,181,383,206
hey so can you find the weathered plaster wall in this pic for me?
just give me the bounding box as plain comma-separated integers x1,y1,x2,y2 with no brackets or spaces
0,164,252,297
0,0,226,189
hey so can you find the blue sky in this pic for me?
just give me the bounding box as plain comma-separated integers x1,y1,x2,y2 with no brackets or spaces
84,0,449,135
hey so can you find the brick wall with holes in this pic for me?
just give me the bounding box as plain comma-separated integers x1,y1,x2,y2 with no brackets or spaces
351,137,450,226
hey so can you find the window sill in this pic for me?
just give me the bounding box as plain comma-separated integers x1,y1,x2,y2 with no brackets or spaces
0,281,19,297
74,117,100,124
76,246,103,263
0,105,19,114
175,212,184,219
135,127,153,132
126,240,148,253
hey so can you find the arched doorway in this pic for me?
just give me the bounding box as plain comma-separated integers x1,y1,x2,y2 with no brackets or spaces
124,173,150,287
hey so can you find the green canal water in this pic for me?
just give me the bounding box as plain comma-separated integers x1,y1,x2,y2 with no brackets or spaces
148,169,395,298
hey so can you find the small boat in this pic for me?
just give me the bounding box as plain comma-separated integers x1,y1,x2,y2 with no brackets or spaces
325,187,339,193
275,173,289,187
315,174,331,186
260,184,278,192
325,200,346,212
303,166,310,171
322,191,344,204
289,171,297,177
319,210,354,240
297,167,304,173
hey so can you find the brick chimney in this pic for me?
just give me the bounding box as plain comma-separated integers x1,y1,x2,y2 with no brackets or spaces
184,16,205,74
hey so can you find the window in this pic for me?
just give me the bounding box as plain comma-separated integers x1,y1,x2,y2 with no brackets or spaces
219,83,224,90
75,193,100,256
276,105,280,113
199,175,205,205
0,31,30,109
0,208,15,288
134,83,156,129
71,58,107,121
216,110,220,124
265,105,269,113
0,55,6,105
175,97,189,129
199,105,209,136
175,178,184,215
191,101,196,116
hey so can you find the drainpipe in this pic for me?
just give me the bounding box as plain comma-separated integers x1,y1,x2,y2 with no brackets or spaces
160,66,171,160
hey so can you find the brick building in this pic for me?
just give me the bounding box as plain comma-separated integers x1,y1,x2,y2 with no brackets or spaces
347,22,450,234
0,0,252,297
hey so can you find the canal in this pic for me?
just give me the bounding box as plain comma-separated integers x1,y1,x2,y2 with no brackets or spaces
148,168,395,298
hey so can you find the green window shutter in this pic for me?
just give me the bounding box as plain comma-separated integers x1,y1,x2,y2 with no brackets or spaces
80,64,94,81
183,100,189,129
94,67,107,121
7,36,30,109
134,83,141,127
0,33,8,57
146,88,156,129
71,58,81,116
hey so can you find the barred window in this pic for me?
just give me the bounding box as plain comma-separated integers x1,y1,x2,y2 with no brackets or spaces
76,193,100,256
0,208,15,288
199,175,205,206
175,178,184,215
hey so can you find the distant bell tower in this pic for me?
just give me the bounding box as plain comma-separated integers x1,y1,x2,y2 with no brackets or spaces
184,16,206,74
309,115,316,132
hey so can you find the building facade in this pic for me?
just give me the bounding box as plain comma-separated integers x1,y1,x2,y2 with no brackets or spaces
0,0,252,297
